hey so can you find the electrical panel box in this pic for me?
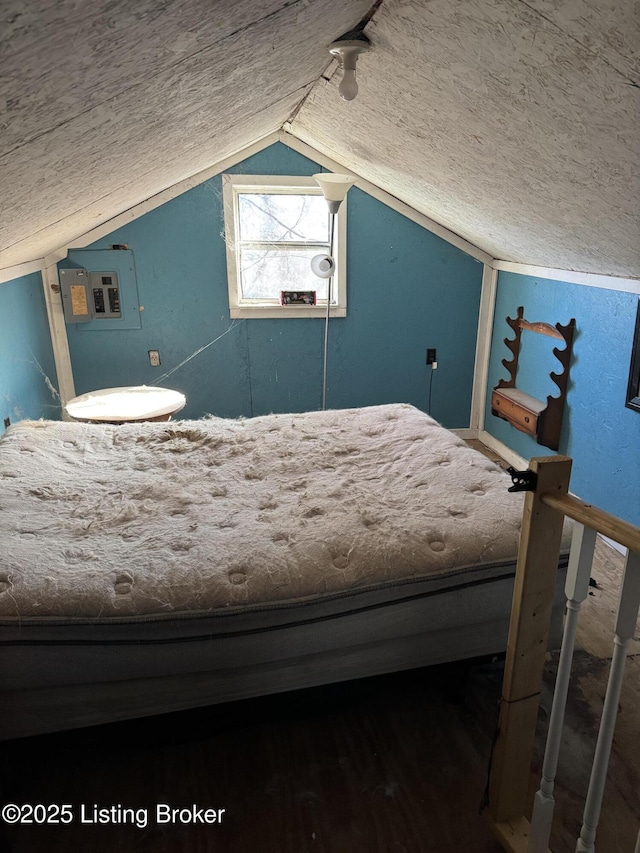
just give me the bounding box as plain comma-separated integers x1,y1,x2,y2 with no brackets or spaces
59,249,141,330
60,268,121,322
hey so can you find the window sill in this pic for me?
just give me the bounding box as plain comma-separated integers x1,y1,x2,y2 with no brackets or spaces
230,306,347,319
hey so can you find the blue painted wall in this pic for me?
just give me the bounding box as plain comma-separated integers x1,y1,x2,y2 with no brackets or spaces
485,272,640,525
63,142,483,428
0,272,61,433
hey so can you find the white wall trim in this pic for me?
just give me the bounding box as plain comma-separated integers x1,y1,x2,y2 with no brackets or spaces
43,249,70,268
278,129,494,266
478,429,527,470
46,131,281,259
470,264,498,431
41,264,75,408
494,261,640,293
0,260,44,284
20,127,495,271
451,428,479,440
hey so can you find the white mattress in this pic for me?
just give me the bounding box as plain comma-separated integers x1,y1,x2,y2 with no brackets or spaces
0,403,527,620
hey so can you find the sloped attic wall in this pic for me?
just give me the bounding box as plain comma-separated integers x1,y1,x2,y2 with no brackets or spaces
60,142,483,427
2,0,638,280
0,274,61,432
0,0,373,269
291,0,640,277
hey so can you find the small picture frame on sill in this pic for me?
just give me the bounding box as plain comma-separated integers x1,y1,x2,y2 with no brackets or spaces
626,297,640,413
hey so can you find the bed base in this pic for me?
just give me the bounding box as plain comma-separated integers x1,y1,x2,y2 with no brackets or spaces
0,566,567,740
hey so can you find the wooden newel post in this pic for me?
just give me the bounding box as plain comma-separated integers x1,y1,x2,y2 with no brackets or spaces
489,456,572,844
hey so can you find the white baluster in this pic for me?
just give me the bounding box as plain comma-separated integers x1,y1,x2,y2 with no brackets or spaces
529,524,596,853
576,549,640,853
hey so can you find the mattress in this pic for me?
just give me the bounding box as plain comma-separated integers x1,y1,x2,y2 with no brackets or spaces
0,403,527,620
0,403,572,737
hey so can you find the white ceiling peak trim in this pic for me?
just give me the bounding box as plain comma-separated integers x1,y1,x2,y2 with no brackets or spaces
278,130,493,264
43,126,494,271
0,260,44,285
494,261,640,294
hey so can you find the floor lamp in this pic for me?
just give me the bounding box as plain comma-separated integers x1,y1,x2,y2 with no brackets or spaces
312,173,357,410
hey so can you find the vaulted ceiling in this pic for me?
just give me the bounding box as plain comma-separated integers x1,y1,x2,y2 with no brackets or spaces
1,0,638,277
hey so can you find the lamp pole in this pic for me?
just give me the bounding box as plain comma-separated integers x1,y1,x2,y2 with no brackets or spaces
312,173,357,412
321,212,336,411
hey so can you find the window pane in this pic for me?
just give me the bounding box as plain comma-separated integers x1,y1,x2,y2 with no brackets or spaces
238,194,329,243
239,247,331,301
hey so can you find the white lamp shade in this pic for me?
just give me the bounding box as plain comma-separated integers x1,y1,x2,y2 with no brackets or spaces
311,253,335,279
313,173,357,204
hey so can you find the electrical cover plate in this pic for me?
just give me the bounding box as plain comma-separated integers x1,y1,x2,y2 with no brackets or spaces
61,249,141,331
88,271,122,319
60,268,92,323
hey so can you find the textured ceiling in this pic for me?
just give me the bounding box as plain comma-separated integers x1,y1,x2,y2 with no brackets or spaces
293,0,640,276
1,0,639,277
0,0,372,267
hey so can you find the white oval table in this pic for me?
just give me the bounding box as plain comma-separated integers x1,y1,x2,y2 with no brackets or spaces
65,385,186,424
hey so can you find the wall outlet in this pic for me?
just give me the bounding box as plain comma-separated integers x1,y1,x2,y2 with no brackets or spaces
426,347,437,365
148,350,161,366
3,417,10,429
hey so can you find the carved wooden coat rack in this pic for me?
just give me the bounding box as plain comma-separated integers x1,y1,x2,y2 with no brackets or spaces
491,306,575,451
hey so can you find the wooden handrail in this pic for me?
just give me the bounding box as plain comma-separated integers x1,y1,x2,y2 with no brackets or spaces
489,458,640,852
541,492,640,552
489,457,573,828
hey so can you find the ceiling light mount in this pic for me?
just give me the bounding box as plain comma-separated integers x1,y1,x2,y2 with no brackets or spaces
329,34,371,101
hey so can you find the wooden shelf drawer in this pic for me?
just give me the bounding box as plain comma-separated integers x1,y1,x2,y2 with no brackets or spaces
491,388,545,437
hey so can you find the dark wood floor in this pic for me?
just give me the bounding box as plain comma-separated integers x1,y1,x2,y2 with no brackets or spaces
0,544,637,853
0,658,506,853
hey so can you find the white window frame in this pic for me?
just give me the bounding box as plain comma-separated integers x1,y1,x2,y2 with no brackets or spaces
222,174,348,319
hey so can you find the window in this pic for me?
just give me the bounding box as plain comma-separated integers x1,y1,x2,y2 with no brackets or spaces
222,175,347,318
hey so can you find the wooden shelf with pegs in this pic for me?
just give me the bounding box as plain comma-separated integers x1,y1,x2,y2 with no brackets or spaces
491,306,575,451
